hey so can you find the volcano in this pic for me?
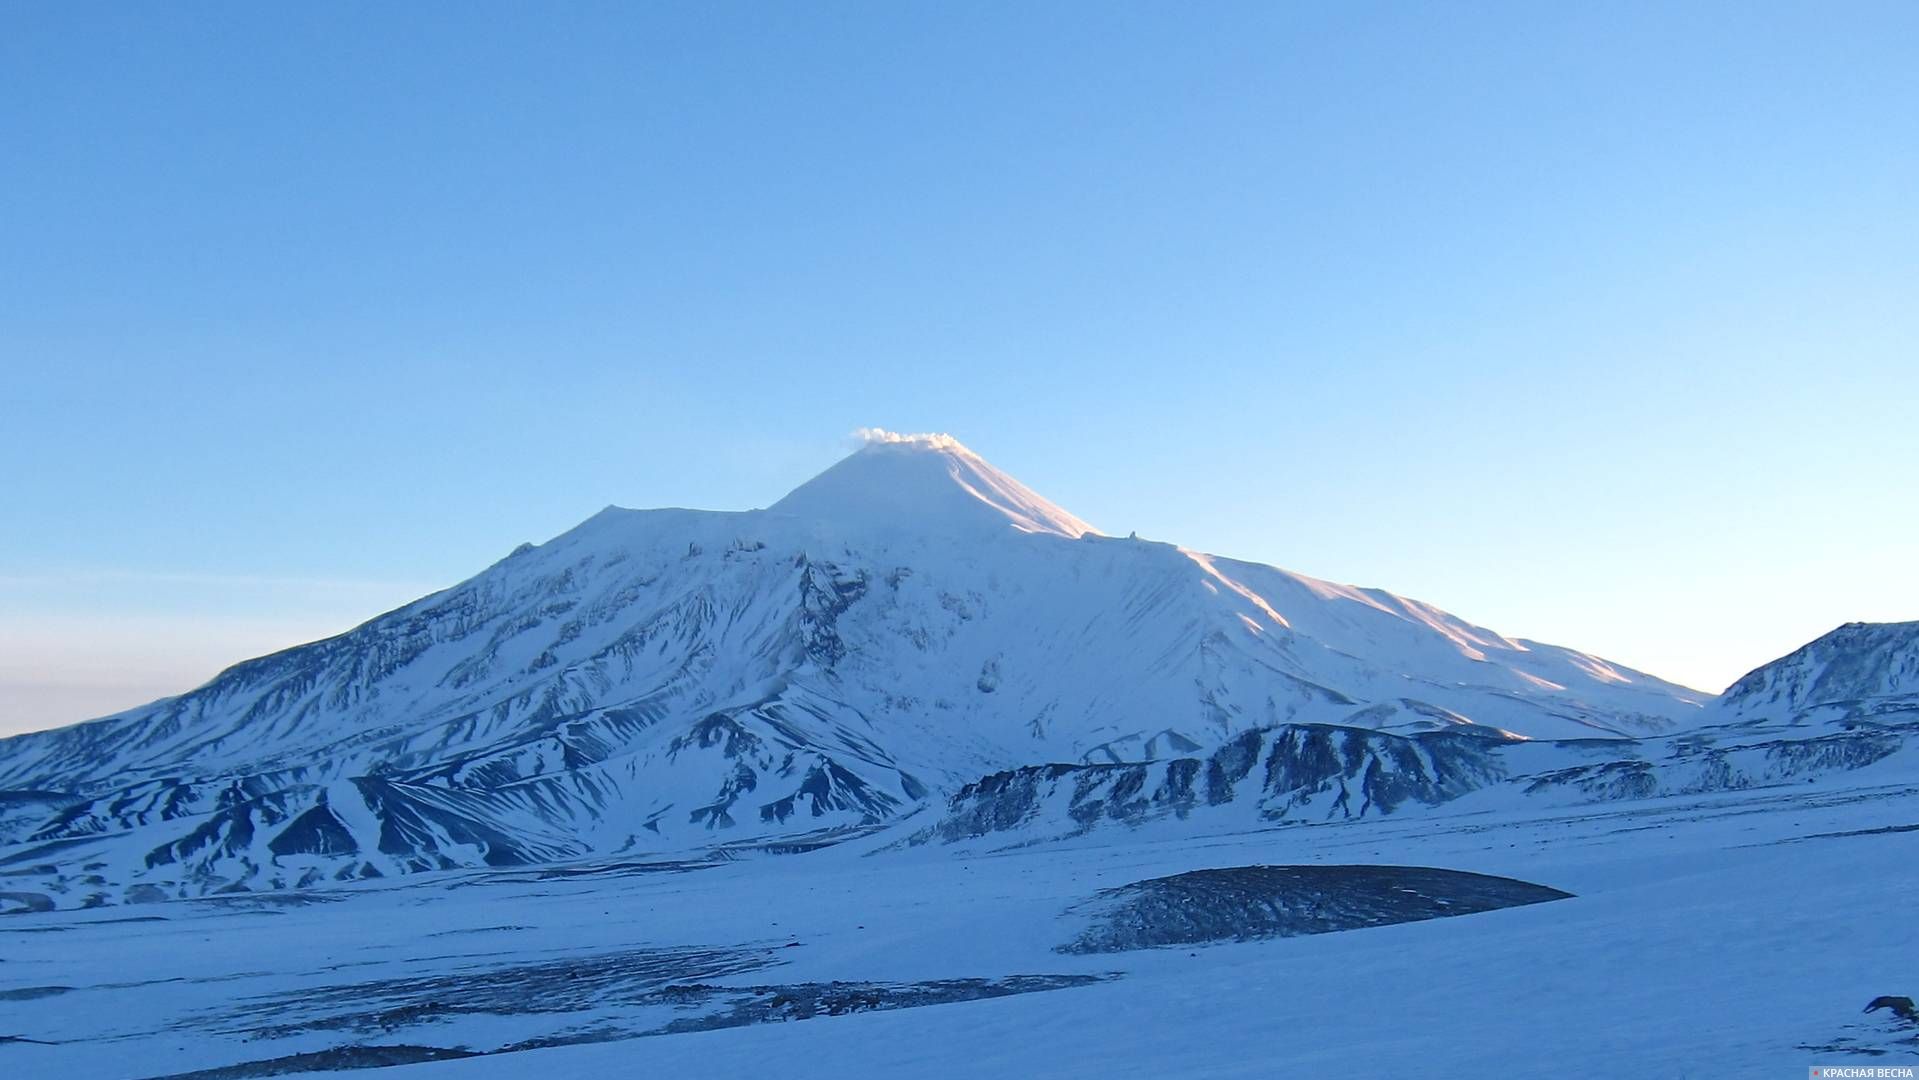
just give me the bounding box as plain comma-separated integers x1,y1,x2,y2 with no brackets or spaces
0,431,1714,905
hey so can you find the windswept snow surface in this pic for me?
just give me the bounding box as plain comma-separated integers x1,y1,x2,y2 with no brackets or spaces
4,763,1917,1079
0,434,1716,906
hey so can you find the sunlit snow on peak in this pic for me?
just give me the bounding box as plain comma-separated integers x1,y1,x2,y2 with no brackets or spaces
774,431,1099,540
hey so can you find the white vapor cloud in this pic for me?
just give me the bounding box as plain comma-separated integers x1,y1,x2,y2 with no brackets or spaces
851,428,968,451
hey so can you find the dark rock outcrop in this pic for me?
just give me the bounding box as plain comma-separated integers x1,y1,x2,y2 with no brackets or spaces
1060,864,1572,953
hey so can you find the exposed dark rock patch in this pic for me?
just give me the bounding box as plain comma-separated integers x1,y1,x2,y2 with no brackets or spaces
188,892,342,910
1866,995,1919,1023
140,1044,479,1079
1060,864,1572,953
0,890,55,914
425,923,532,937
641,974,1107,1036
155,968,1109,1079
450,858,721,887
209,944,784,1039
266,803,359,858
0,984,72,1001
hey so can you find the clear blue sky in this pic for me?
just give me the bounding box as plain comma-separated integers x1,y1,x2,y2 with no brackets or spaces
4,2,1916,734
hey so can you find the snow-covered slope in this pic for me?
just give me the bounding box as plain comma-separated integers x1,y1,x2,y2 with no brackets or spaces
0,432,1715,906
771,430,1098,540
911,618,1919,851
912,713,1919,851
1716,620,1919,726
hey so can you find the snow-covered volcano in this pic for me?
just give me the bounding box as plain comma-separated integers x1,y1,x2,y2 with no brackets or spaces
771,430,1099,539
0,432,1713,905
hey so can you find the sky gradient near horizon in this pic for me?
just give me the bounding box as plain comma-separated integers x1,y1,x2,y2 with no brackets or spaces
4,2,1917,735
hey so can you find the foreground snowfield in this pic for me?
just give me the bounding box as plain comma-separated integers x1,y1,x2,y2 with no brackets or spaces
6,766,1917,1079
